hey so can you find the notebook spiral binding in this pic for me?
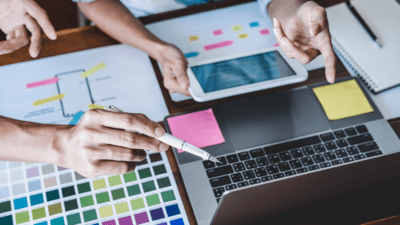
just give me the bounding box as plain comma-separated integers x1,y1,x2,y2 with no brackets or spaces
332,37,378,92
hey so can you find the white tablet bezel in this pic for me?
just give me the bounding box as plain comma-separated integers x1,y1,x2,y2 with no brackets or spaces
187,47,308,102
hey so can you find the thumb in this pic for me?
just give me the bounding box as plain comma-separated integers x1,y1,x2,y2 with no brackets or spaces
308,6,328,37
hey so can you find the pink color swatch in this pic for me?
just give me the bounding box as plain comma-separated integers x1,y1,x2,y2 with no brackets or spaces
26,167,39,178
26,77,59,89
259,29,270,35
204,40,233,51
134,212,149,224
273,43,280,47
213,29,223,36
167,108,225,153
102,220,116,225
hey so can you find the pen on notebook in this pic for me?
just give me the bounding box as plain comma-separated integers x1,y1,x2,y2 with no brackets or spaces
105,105,221,164
345,0,382,48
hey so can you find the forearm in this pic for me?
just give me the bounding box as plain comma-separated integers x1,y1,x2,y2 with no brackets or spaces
267,0,308,26
78,0,167,61
0,116,67,165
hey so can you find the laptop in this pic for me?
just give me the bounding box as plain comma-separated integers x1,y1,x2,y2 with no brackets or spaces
164,77,400,225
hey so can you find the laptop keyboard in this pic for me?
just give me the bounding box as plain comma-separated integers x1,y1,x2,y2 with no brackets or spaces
202,124,383,203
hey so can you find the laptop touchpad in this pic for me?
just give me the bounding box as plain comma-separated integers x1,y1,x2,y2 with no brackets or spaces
217,87,330,151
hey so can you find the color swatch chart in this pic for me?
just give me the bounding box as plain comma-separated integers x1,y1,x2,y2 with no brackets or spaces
0,151,189,225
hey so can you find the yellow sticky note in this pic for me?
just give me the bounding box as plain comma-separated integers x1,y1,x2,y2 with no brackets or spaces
238,33,249,39
313,80,373,120
232,25,243,31
189,35,199,41
88,104,104,109
33,94,65,106
80,62,106,78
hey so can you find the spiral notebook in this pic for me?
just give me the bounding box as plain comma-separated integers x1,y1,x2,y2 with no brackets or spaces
326,0,400,93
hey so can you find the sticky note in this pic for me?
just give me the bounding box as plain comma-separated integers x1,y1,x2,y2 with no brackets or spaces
189,35,199,41
80,62,106,78
166,108,225,153
273,43,280,47
249,21,259,27
88,104,104,109
313,80,374,120
204,40,234,51
213,29,223,36
27,77,59,89
33,94,65,106
232,25,243,31
238,33,249,39
184,52,199,58
260,29,270,35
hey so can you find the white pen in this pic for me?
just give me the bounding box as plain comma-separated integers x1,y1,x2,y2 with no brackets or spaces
105,105,221,163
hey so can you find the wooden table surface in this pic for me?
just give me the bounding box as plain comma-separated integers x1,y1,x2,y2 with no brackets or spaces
1,0,400,224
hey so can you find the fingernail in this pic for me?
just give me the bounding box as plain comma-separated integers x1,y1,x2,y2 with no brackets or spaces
180,81,188,90
273,28,278,37
159,143,169,152
282,38,289,47
155,127,165,137
273,18,278,27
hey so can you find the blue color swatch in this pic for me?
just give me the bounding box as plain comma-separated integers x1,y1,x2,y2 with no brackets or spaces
0,215,12,225
170,218,184,225
46,190,60,202
0,186,10,199
35,222,48,225
14,197,28,210
165,204,180,217
249,21,259,27
30,193,44,206
50,217,65,225
28,180,42,192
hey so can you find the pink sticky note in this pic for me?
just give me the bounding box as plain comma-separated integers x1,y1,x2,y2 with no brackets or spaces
167,109,225,153
204,40,234,51
213,29,223,36
27,77,59,89
260,29,270,35
273,43,280,47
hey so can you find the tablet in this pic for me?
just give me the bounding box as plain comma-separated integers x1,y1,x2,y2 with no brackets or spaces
187,47,308,102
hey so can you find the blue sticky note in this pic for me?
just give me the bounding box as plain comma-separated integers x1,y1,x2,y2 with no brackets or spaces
14,197,28,210
165,204,180,217
249,21,259,27
30,193,44,206
28,180,42,192
50,217,65,225
184,52,199,58
69,111,85,125
170,218,184,225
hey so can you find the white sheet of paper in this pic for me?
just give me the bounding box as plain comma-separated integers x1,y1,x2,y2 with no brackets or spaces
0,44,169,123
146,2,326,102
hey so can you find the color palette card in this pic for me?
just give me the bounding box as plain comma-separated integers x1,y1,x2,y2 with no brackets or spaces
0,152,189,225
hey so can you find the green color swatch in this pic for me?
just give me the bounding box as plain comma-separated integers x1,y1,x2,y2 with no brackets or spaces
111,188,125,200
138,168,152,179
83,209,97,222
67,213,81,225
77,182,91,194
0,201,11,214
161,190,176,202
48,203,62,216
146,194,160,206
123,171,137,183
62,186,76,198
16,211,30,224
32,207,46,220
96,192,110,204
157,177,171,188
108,175,122,186
115,202,129,214
127,184,141,196
130,198,145,211
153,164,167,175
142,180,156,192
93,179,107,190
64,199,79,211
80,195,94,207
99,205,113,218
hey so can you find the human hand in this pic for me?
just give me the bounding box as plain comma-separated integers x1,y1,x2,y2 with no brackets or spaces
0,0,57,57
272,1,336,83
58,110,169,178
158,44,191,96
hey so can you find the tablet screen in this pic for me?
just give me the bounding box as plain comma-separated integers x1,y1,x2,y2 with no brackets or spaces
192,51,295,93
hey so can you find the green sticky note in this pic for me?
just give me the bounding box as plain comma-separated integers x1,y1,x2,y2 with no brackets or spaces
83,209,97,222
146,194,160,206
111,188,125,200
77,182,91,194
153,164,167,175
32,207,46,220
138,168,152,179
130,198,145,211
142,180,156,192
157,177,171,188
127,184,141,196
64,199,79,211
80,195,95,207
96,192,110,204
16,211,30,224
123,171,137,183
67,213,81,225
161,190,176,202
108,175,122,187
